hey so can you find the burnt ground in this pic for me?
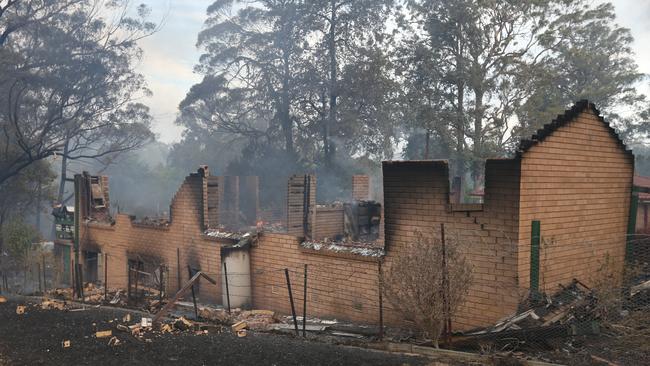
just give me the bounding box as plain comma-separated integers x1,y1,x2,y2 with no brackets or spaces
0,297,428,366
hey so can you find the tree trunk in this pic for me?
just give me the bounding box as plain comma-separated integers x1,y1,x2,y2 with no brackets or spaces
454,29,465,181
52,138,69,238
424,129,430,159
280,10,294,157
57,138,70,205
472,89,484,183
325,0,337,166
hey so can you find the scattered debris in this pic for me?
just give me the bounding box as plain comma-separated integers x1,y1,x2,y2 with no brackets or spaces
107,336,121,346
95,330,112,338
62,340,71,348
237,329,247,337
116,324,129,332
173,317,193,331
160,323,173,333
16,305,25,314
122,313,131,322
231,320,248,332
141,317,152,327
301,240,385,257
41,299,66,310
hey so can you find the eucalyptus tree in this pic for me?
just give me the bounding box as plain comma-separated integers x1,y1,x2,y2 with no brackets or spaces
182,0,308,159
0,0,156,192
403,0,646,182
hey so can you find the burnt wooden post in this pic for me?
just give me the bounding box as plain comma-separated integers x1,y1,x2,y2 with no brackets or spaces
78,263,84,302
187,266,199,320
284,268,299,336
104,254,108,301
71,259,76,299
42,255,47,292
441,223,451,346
37,263,42,293
127,265,132,302
176,248,181,291
530,220,541,297
378,260,384,340
134,265,140,303
159,265,164,302
223,262,231,313
302,264,307,337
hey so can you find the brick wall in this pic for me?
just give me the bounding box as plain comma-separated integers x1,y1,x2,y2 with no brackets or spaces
517,108,634,291
250,232,386,325
382,160,521,330
286,175,316,237
352,175,370,201
81,170,227,303
313,206,344,240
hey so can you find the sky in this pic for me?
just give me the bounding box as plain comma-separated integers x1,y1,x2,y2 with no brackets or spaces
135,0,650,144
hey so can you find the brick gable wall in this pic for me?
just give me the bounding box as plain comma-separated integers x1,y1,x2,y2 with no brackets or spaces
517,109,634,291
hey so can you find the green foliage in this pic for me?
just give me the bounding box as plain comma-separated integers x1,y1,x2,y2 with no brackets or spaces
2,219,39,264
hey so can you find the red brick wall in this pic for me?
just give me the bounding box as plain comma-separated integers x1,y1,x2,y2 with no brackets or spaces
517,108,633,291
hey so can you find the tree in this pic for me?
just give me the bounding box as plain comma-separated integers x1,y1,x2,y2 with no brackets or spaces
514,2,646,144
0,160,55,254
301,0,394,165
402,0,647,182
0,0,156,189
185,0,308,159
382,230,472,348
2,218,39,266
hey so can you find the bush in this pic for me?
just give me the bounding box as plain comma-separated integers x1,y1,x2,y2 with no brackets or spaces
382,230,472,347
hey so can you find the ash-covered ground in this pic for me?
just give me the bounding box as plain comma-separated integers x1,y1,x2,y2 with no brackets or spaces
0,297,427,366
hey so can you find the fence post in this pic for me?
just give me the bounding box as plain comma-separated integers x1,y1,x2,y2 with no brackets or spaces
135,263,141,302
530,220,541,296
159,265,164,303
104,254,108,301
42,255,47,293
188,266,198,320
378,260,384,340
285,268,299,336
441,223,451,345
127,265,132,302
37,263,42,293
70,259,79,299
223,262,231,313
302,264,307,337
177,248,181,291
78,263,84,302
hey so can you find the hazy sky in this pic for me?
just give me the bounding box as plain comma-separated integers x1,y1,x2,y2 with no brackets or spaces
136,0,650,144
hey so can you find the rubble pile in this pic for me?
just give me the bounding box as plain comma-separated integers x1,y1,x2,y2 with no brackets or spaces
132,216,170,227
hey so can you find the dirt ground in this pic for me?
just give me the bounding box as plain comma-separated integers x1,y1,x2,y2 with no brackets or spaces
0,298,428,366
